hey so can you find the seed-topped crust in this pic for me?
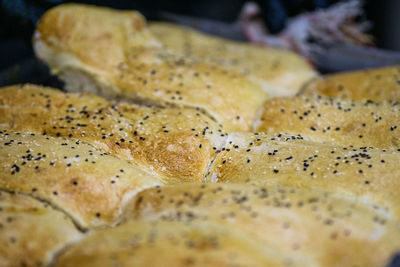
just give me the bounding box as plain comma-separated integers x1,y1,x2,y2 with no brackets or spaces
0,128,162,228
0,3,398,266
0,191,83,266
149,22,316,97
33,4,269,132
254,95,400,148
207,132,400,220
300,66,400,101
55,219,308,267
120,183,400,267
0,84,225,182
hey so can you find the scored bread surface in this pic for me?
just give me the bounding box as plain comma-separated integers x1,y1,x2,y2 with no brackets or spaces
0,191,83,267
0,3,399,267
0,128,162,228
207,132,400,220
33,4,270,132
149,22,316,97
254,95,400,147
55,220,308,267
300,66,400,101
120,183,400,267
0,84,225,183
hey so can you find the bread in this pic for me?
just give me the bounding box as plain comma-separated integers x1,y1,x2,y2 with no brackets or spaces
33,3,270,132
119,183,400,267
207,132,400,220
55,220,304,267
254,95,400,147
0,191,83,267
0,84,225,183
300,66,400,101
0,128,162,228
0,3,397,266
149,22,317,97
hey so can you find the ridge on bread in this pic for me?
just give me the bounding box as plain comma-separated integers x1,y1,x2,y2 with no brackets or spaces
0,128,163,228
119,183,400,267
33,3,270,132
2,83,400,266
207,132,400,220
0,1,397,265
300,66,400,101
254,95,400,147
0,191,83,266
149,22,317,97
0,84,226,183
55,219,309,267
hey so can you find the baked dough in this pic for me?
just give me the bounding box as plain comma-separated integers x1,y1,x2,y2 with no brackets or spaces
300,66,400,101
55,220,309,267
0,84,225,182
254,95,400,147
0,3,396,266
0,191,83,267
0,128,162,228
120,183,400,267
149,22,317,97
207,132,400,220
33,3,269,132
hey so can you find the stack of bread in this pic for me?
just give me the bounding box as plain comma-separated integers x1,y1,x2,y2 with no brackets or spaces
1,4,399,267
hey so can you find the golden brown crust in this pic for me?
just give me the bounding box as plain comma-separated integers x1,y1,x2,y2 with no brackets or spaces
33,4,269,132
207,132,400,220
254,95,400,148
55,220,307,267
0,191,83,266
2,4,396,265
300,66,400,101
35,3,155,74
0,84,225,182
120,183,400,267
149,22,317,97
0,128,162,228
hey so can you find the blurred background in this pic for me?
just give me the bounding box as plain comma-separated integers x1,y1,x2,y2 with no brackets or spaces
1,0,400,86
